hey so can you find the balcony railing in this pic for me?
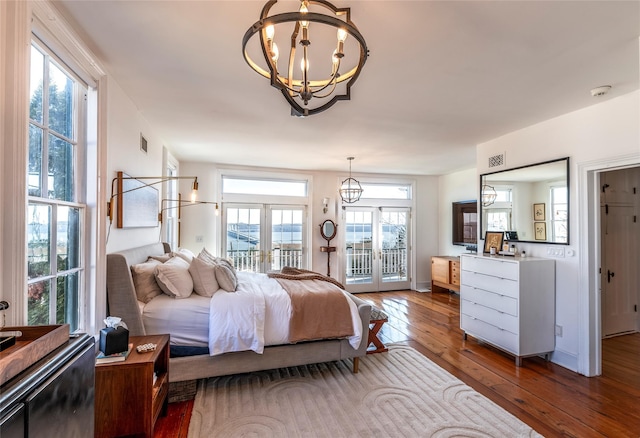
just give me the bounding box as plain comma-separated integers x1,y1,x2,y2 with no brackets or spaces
346,248,407,281
226,247,406,281
227,248,303,272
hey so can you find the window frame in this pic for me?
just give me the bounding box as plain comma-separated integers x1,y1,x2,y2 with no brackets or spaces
27,37,88,332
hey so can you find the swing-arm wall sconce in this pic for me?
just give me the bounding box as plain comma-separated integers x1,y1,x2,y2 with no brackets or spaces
107,171,199,225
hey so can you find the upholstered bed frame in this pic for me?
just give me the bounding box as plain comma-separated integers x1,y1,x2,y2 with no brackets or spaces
106,242,372,383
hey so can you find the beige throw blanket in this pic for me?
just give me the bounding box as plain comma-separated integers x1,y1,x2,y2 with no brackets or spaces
268,267,354,343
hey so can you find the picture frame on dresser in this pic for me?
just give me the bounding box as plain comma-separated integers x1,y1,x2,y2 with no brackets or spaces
483,231,504,254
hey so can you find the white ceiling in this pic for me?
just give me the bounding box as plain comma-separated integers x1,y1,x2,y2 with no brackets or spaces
53,0,639,176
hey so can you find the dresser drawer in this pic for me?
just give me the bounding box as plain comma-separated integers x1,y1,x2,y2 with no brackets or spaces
451,264,460,286
460,285,518,316
461,270,518,298
461,299,519,334
461,256,519,281
461,315,518,354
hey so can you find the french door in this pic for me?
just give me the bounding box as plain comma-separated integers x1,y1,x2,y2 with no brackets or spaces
343,207,411,293
223,204,307,273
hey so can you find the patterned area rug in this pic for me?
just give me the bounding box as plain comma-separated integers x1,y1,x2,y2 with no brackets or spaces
188,345,542,437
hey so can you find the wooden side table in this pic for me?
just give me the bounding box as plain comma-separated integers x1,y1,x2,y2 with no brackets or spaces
95,334,169,438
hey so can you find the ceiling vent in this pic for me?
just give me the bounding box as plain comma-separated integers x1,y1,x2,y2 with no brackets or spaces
488,153,505,169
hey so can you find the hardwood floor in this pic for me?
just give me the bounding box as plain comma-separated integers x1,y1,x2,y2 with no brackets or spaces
155,290,640,437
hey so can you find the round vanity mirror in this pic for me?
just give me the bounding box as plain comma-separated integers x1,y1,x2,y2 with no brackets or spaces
320,219,337,243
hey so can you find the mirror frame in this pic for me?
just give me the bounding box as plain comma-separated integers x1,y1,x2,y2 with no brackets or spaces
479,157,570,245
320,219,337,242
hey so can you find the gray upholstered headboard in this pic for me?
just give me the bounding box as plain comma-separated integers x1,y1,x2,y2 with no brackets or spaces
106,242,171,336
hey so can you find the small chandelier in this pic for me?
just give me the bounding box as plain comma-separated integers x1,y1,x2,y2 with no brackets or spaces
339,157,363,203
481,184,497,206
242,0,369,117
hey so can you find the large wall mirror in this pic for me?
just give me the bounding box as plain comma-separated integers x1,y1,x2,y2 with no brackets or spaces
480,157,569,245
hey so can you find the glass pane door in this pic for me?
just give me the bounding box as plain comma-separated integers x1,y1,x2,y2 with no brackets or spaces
344,209,375,291
269,207,305,271
380,209,410,289
224,205,263,272
224,204,307,273
344,207,411,292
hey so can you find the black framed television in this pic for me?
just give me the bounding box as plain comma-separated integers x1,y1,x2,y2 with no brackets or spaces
452,200,478,246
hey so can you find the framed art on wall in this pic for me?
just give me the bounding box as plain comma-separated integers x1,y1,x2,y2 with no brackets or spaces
483,231,504,254
533,203,545,221
534,222,547,240
116,172,159,228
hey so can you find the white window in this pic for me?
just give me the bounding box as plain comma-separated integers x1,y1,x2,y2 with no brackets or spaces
27,40,87,331
222,176,307,197
483,187,512,232
551,185,568,243
359,183,412,200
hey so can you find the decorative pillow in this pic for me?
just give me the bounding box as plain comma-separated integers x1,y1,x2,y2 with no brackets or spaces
155,257,193,299
215,263,238,292
130,259,163,303
148,254,171,263
198,247,217,265
189,257,219,297
173,248,195,263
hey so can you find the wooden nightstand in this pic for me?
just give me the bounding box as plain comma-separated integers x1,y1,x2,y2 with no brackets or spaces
95,334,169,438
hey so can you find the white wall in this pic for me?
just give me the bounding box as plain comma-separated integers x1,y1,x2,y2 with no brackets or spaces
104,76,167,253
178,162,440,290
477,90,640,374
437,168,478,258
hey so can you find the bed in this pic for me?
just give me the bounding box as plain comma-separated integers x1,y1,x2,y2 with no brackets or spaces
106,242,372,383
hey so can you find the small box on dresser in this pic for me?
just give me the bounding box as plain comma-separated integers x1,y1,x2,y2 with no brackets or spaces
459,254,555,366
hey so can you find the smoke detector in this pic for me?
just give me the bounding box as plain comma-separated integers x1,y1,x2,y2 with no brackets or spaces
590,85,611,97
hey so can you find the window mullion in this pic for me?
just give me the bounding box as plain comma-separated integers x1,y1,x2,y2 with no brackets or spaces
42,55,50,198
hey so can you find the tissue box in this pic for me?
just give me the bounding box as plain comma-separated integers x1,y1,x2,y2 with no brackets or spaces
99,326,129,355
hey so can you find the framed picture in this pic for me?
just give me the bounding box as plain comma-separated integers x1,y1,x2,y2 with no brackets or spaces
483,231,504,254
533,203,545,221
534,222,547,240
116,172,159,228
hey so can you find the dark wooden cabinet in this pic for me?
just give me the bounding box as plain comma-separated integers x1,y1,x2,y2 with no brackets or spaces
0,333,95,438
431,256,460,293
95,334,169,438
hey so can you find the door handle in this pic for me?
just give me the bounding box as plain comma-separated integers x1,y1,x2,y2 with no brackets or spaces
607,270,615,283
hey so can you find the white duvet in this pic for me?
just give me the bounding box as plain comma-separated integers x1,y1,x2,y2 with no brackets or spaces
208,272,363,356
142,271,363,356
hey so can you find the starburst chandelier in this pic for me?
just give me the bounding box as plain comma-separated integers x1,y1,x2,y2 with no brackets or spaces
242,0,369,117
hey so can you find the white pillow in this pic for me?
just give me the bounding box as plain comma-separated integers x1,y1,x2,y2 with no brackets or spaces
189,257,219,297
197,247,237,292
155,256,193,299
198,247,217,265
130,259,163,303
215,263,238,292
173,247,195,263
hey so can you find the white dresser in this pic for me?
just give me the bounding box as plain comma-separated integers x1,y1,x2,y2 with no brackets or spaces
460,254,555,366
